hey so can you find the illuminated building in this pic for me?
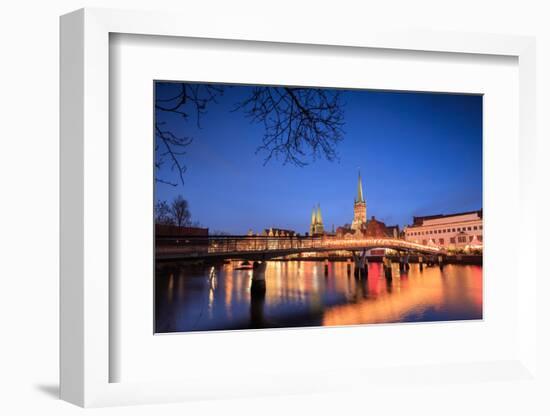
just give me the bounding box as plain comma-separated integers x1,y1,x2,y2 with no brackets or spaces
262,228,297,237
365,216,394,238
351,170,367,231
334,172,399,242
309,204,325,236
403,210,483,250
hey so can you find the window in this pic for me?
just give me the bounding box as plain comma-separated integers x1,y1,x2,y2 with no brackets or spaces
458,236,467,243
467,227,472,231
478,235,483,242
439,238,444,245
452,228,456,232
450,237,456,244
469,236,474,242
480,225,483,230
474,226,478,230
422,240,427,245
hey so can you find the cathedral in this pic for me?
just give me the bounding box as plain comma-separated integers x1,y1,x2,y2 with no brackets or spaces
351,170,367,231
308,171,401,239
309,204,325,236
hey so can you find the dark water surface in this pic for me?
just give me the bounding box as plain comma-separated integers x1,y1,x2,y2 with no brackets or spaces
155,261,483,333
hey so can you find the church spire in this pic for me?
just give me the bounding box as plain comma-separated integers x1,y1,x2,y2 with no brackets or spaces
310,204,324,235
356,170,364,203
351,170,367,231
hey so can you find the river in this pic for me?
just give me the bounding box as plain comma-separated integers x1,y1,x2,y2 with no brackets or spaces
155,260,482,333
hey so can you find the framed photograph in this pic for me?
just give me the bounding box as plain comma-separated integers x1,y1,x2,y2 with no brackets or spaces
60,8,538,408
153,81,484,334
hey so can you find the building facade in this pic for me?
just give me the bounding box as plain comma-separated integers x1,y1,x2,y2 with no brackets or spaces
404,210,483,250
262,228,297,237
351,171,367,231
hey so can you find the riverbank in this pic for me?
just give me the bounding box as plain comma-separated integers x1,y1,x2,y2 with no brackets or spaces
157,254,482,269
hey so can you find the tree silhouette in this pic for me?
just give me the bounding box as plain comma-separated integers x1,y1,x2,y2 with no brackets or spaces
154,200,174,225
155,83,345,187
169,195,192,227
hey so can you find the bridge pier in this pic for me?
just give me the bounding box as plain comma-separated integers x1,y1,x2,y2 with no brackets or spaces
398,252,410,272
251,261,267,295
383,256,392,280
352,250,368,279
324,259,329,276
250,270,266,328
418,255,424,271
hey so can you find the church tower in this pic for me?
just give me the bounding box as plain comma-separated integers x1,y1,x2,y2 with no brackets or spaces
309,204,325,235
310,207,317,235
351,171,367,231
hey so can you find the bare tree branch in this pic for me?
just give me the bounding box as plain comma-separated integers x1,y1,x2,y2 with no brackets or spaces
234,86,345,166
155,83,346,188
155,84,224,186
169,195,192,227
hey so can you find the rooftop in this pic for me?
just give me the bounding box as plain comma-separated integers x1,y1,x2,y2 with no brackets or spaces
411,209,483,227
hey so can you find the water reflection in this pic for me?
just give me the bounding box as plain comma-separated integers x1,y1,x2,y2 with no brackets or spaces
155,261,483,333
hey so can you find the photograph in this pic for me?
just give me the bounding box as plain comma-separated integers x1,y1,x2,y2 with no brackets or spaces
154,82,483,333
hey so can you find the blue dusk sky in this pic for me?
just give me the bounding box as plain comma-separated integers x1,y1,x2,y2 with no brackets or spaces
155,83,482,235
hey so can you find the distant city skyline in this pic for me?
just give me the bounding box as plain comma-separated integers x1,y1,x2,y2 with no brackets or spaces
155,83,482,234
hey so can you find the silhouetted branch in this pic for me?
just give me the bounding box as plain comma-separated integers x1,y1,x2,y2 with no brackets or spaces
155,84,224,186
155,83,346,188
234,87,345,166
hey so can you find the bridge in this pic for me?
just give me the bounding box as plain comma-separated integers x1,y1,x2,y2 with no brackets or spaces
156,235,443,262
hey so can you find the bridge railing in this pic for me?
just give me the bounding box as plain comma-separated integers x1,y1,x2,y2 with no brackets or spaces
156,235,442,257
156,235,325,255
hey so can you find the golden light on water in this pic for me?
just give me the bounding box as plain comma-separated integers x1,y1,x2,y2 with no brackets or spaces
260,261,482,326
323,264,482,326
156,261,482,332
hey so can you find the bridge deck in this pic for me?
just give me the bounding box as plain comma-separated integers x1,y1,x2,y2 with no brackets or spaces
156,236,442,262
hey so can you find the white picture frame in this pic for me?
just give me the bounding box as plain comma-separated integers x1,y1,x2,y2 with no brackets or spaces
60,7,538,408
